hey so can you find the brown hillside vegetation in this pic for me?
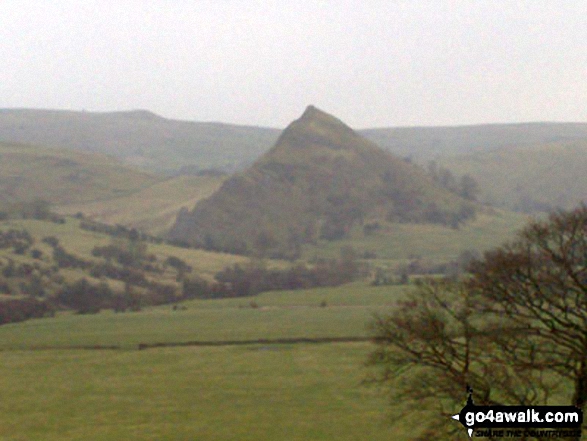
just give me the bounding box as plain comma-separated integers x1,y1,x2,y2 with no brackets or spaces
169,106,477,259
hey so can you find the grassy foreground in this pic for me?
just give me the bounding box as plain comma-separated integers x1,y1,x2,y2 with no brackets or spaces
0,284,412,440
0,344,405,441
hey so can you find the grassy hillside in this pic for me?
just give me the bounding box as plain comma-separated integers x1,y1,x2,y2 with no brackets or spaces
0,217,250,304
301,209,530,265
170,106,477,258
0,141,160,206
0,140,228,235
439,140,587,211
57,174,226,235
0,109,281,173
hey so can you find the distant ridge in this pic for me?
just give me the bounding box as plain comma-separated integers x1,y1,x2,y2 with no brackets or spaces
0,108,281,173
361,122,587,159
169,106,476,259
2,108,587,174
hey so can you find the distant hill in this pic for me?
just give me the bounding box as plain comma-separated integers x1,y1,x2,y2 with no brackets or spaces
169,106,476,259
0,109,281,173
361,122,587,160
4,109,587,174
0,141,160,207
439,140,587,212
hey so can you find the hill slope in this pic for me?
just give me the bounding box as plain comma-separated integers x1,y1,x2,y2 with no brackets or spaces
0,141,160,207
439,140,587,212
57,174,226,235
169,106,476,258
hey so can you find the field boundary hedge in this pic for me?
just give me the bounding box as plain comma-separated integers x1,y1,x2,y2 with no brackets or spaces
1,337,380,352
137,336,375,350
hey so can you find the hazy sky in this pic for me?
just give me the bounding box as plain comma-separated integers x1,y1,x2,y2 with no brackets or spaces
2,1,586,128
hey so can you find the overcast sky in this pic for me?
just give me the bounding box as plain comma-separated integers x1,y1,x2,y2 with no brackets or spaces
1,1,586,128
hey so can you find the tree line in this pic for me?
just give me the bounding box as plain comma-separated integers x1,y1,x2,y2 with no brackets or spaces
184,247,364,300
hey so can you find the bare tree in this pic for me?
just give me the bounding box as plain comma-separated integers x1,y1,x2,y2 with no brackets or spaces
367,279,555,439
366,204,587,439
469,205,587,431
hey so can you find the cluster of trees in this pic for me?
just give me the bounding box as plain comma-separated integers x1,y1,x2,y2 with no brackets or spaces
397,249,481,281
89,262,147,286
54,249,365,313
368,205,587,439
53,278,177,314
0,207,369,320
381,169,477,229
371,250,480,286
79,219,166,246
0,261,57,298
0,228,34,254
80,217,215,255
0,297,53,325
91,240,157,268
0,199,65,223
164,255,192,278
55,279,115,314
426,161,480,201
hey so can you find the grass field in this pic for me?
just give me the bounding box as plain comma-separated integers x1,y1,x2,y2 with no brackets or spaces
0,284,414,440
0,284,405,350
0,344,406,441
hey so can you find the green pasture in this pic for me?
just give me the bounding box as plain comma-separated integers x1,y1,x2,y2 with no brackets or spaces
0,284,405,350
0,344,405,441
184,282,407,309
0,284,412,440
